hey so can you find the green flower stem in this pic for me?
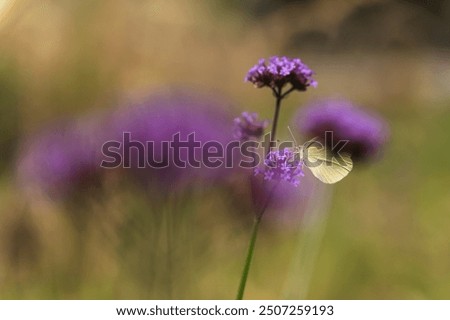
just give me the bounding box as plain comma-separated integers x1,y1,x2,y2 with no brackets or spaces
237,86,293,300
269,94,282,151
236,182,279,300
236,215,262,300
269,86,293,151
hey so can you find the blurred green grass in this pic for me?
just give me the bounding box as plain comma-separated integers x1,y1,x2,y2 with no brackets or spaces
0,0,449,299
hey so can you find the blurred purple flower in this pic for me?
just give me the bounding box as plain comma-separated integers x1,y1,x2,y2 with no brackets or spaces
16,116,107,198
233,112,269,141
297,99,389,162
255,148,304,187
245,56,317,92
106,92,235,186
16,91,237,199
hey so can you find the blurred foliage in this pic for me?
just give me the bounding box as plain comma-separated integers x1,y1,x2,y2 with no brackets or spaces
0,0,449,299
0,55,20,172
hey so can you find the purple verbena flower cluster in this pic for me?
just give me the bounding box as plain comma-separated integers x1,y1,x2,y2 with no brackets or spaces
297,99,389,162
255,148,304,187
233,112,269,141
245,56,317,92
16,91,236,199
16,116,107,198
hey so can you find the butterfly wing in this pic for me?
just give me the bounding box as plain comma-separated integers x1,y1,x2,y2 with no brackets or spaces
303,145,353,184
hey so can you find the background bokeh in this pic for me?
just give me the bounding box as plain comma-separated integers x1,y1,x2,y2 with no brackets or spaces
0,0,449,299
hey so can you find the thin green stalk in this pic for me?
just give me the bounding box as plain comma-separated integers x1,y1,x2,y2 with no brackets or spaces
236,86,293,300
269,95,282,150
269,86,293,151
236,216,262,300
236,182,279,300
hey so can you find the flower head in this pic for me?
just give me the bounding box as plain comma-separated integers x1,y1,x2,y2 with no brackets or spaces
255,148,304,186
297,99,389,162
233,112,269,141
245,56,317,92
16,116,106,198
105,91,235,186
16,91,237,199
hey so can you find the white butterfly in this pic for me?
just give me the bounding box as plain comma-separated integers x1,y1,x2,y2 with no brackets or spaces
288,127,353,184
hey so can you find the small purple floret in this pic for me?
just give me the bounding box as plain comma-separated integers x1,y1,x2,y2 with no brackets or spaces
255,148,304,187
233,112,269,140
245,56,317,92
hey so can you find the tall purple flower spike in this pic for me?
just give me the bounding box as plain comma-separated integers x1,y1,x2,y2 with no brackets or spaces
245,56,317,91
